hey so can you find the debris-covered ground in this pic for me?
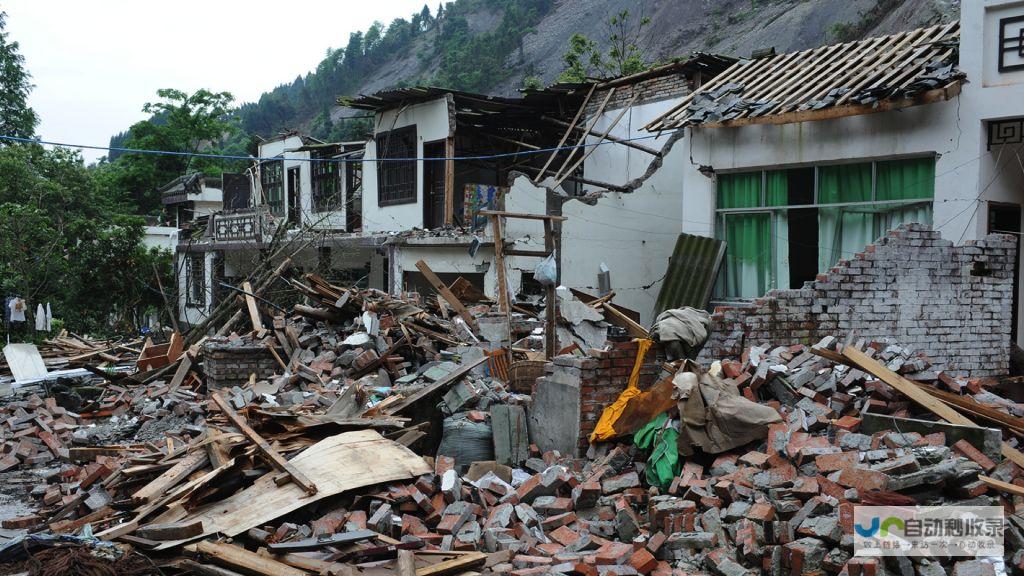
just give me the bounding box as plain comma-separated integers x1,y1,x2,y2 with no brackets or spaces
1,266,1023,576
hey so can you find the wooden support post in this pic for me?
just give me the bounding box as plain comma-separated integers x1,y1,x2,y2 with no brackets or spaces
490,214,509,315
414,260,479,332
544,219,557,359
444,136,455,226
211,392,318,495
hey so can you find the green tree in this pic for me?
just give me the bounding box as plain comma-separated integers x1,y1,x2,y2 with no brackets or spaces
0,12,38,139
110,88,236,214
558,10,651,81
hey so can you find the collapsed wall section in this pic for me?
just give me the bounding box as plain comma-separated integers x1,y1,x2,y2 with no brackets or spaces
702,224,1017,376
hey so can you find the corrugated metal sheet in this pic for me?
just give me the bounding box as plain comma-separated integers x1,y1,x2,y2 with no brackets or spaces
653,233,726,316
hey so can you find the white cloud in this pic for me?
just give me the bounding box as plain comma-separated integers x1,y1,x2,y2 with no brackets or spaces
4,0,427,161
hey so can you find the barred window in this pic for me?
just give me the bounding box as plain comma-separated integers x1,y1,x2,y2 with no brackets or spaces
376,126,416,206
261,159,284,215
186,252,205,307
311,150,341,212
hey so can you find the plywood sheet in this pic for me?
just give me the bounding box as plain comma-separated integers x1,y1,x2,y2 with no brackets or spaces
155,430,430,549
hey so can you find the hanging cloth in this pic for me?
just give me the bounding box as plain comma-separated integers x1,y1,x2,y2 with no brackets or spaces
589,338,653,443
45,303,52,331
9,298,26,322
34,304,46,331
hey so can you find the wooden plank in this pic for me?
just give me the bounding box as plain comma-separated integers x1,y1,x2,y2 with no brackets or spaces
154,430,431,549
190,540,307,576
266,529,376,552
211,392,318,496
174,560,247,576
130,450,208,504
386,356,488,416
478,210,567,221
416,552,487,576
242,280,264,333
979,475,1024,497
544,219,557,359
599,302,648,338
415,260,479,332
135,519,204,541
842,346,1024,469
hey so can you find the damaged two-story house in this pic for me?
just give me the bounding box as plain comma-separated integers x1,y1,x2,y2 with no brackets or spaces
170,132,376,327
346,55,734,326
643,0,1024,375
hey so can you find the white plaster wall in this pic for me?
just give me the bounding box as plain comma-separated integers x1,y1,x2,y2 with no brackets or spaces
253,135,303,209
389,243,502,298
503,98,686,325
143,226,178,251
362,97,451,234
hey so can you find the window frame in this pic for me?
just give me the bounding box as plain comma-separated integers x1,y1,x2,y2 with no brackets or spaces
311,149,342,213
260,158,285,215
376,126,417,206
713,156,936,300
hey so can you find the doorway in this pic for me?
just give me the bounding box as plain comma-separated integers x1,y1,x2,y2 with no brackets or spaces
423,141,446,229
287,166,301,226
989,202,1022,343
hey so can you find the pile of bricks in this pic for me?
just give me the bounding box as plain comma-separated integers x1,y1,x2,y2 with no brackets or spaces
231,336,1024,575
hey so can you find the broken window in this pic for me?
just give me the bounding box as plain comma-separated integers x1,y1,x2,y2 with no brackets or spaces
376,126,417,206
311,150,341,212
260,159,285,215
186,252,205,307
715,157,935,299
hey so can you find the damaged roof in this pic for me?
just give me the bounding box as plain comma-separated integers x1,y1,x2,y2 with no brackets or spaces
645,22,963,131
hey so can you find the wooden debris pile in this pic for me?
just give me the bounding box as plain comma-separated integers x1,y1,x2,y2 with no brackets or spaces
0,331,144,378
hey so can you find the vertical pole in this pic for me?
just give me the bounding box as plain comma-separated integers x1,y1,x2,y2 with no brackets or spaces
444,136,455,226
544,219,557,359
491,214,509,313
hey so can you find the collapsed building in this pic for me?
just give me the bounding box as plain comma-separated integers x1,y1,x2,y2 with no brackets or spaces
2,1,1021,574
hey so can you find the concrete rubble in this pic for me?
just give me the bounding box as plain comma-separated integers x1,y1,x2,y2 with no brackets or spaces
0,268,1023,575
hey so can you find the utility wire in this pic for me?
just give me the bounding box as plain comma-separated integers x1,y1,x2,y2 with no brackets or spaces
0,131,681,164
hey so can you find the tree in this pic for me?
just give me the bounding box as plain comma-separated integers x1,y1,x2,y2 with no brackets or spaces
558,33,603,82
557,9,651,81
606,10,651,77
110,88,236,214
0,12,38,139
419,4,433,29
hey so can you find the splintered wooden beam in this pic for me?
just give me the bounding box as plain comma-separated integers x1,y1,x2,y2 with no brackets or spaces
416,551,488,576
415,260,479,332
130,450,208,504
189,540,307,576
211,392,318,496
242,281,265,334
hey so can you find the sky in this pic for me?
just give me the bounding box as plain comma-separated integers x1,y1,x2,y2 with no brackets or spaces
4,0,427,162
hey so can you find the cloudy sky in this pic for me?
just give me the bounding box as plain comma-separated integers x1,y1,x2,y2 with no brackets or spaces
4,0,426,162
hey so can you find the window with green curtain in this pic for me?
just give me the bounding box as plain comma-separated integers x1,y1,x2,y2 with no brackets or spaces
722,212,771,299
765,171,788,206
818,163,872,203
717,172,762,208
876,157,935,200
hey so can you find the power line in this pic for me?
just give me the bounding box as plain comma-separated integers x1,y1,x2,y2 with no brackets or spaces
0,131,681,164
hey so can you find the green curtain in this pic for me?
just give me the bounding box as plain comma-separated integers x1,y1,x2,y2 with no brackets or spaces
766,171,789,289
818,163,874,270
723,212,771,298
717,172,761,208
877,157,934,231
876,157,935,201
